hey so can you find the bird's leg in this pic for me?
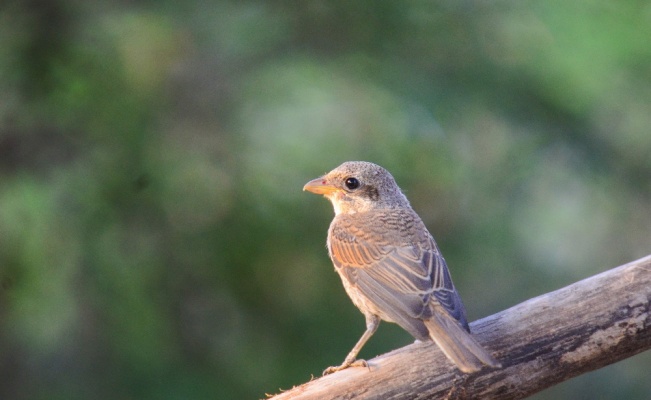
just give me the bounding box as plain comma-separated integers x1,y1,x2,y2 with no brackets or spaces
323,314,379,375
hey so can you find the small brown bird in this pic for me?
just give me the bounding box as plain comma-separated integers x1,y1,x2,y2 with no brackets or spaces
304,161,500,375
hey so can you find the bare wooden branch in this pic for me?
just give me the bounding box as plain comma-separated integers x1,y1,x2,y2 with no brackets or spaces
269,254,651,400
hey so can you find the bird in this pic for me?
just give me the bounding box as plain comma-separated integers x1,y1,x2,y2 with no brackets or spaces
303,161,501,375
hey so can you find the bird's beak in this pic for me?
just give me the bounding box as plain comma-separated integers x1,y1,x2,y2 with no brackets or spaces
303,177,339,195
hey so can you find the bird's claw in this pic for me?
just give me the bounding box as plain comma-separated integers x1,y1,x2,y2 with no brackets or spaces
322,366,339,375
323,359,368,375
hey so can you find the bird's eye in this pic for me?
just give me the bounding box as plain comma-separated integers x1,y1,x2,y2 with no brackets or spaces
344,177,360,190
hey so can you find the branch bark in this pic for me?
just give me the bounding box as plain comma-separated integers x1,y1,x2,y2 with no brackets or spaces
269,254,651,400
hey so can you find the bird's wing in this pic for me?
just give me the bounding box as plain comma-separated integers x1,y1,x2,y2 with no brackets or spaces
330,233,469,332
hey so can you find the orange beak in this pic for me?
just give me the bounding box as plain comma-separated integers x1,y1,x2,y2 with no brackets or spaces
303,177,339,195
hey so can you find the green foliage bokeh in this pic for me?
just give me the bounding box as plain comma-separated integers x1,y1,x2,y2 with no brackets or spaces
1,1,650,399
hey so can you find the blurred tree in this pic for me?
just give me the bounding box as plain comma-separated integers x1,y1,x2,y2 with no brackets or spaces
0,0,649,399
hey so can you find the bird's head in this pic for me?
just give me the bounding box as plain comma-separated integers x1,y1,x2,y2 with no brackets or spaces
303,161,410,215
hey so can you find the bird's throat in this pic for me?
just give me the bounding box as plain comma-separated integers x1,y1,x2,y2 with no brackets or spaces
328,192,348,215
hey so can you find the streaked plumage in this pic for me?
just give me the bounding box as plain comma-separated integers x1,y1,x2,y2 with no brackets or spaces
304,161,500,374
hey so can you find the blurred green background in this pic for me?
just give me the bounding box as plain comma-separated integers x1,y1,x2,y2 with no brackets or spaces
1,1,650,399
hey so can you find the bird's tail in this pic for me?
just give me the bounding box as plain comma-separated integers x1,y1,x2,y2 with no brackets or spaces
424,306,501,373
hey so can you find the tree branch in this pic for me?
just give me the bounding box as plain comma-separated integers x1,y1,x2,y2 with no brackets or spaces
269,254,651,400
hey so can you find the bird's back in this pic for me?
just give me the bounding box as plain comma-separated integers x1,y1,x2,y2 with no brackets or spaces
327,208,470,339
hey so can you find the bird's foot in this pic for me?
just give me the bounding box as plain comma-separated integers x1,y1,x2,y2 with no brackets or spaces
323,359,368,375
